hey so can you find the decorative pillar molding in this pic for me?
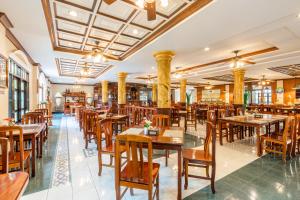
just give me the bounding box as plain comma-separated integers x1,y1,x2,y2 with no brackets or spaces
152,83,157,104
117,72,127,106
233,68,245,105
153,50,175,114
180,79,187,104
101,80,108,104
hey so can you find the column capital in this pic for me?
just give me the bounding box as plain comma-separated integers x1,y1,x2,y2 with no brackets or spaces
101,80,108,84
233,68,246,75
118,72,127,78
153,50,175,61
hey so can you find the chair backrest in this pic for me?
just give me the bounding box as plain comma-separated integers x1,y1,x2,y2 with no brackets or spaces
115,134,153,188
22,112,44,124
236,107,244,116
0,126,25,172
207,110,216,125
152,114,170,128
84,110,98,134
204,122,216,158
295,114,300,138
0,136,9,174
282,117,295,142
35,108,48,116
97,118,113,149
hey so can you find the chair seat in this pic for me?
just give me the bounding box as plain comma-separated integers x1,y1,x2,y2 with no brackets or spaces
0,150,31,169
183,148,212,162
261,134,292,144
120,161,160,185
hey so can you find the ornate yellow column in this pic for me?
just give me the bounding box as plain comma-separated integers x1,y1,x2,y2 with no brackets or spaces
233,68,245,105
180,79,187,104
101,80,108,104
152,83,157,104
153,50,175,113
118,72,127,106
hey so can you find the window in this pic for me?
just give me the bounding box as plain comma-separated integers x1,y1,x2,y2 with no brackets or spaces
8,59,29,122
251,86,272,105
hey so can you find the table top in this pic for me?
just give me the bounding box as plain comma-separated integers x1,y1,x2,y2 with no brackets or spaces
19,123,46,135
219,114,288,126
121,127,184,145
0,172,29,200
99,114,128,120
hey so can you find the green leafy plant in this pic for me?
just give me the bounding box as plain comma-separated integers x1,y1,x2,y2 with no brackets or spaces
186,92,192,105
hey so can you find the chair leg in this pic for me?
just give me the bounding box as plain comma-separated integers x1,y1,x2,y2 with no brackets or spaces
148,189,153,200
282,144,287,163
98,152,102,176
116,186,121,200
211,163,216,194
156,173,159,200
109,155,113,166
165,150,168,167
184,160,188,190
205,166,210,178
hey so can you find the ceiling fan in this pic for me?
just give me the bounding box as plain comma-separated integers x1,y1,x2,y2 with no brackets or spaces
136,74,156,84
82,41,109,62
229,50,255,68
103,0,169,21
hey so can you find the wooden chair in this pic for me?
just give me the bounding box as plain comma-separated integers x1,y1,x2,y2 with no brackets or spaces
115,134,160,200
0,136,9,174
186,108,197,131
182,121,216,193
83,110,98,149
0,126,31,174
22,112,46,157
96,118,120,176
79,107,84,131
292,114,300,156
152,114,170,166
217,109,228,144
261,117,295,162
171,108,180,127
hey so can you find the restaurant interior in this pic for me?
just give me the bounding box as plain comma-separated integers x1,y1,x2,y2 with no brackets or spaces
1,0,300,200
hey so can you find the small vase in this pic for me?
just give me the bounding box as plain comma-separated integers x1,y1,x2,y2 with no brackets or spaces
144,127,148,135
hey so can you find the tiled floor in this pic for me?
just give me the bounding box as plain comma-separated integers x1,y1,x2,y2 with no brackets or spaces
22,115,300,200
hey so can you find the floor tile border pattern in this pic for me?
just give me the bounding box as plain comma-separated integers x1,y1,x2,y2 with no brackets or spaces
51,116,71,187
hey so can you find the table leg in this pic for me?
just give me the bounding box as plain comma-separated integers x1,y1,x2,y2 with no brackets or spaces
219,121,223,145
39,132,43,158
229,124,233,143
31,135,36,177
256,127,262,157
177,147,182,200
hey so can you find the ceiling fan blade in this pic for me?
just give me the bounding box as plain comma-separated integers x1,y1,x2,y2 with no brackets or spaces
146,2,156,21
103,0,116,5
242,60,256,65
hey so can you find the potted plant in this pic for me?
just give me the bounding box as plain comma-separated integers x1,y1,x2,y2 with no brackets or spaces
186,92,192,111
143,118,152,135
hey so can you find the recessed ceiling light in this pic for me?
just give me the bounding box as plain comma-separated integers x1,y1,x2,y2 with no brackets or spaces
68,42,73,46
297,13,300,18
204,47,210,52
151,66,155,70
69,10,77,17
133,29,138,35
112,51,116,55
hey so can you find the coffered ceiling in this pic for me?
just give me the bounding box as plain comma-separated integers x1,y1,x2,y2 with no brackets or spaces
56,58,113,78
43,0,211,60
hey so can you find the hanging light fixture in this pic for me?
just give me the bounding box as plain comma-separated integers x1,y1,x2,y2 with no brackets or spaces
80,63,91,77
257,75,270,86
84,41,109,63
204,82,213,90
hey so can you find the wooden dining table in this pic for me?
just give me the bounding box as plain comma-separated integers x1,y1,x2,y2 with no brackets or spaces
121,127,184,200
99,114,129,133
218,114,288,156
17,123,46,177
0,172,29,200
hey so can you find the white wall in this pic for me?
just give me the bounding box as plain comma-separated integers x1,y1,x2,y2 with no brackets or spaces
0,22,39,119
51,83,94,112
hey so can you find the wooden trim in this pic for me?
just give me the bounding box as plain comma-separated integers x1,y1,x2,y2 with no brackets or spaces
121,0,213,60
176,46,279,73
5,29,37,65
51,82,95,86
0,12,13,29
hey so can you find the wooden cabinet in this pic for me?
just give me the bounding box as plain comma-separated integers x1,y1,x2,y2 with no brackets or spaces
63,91,86,115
